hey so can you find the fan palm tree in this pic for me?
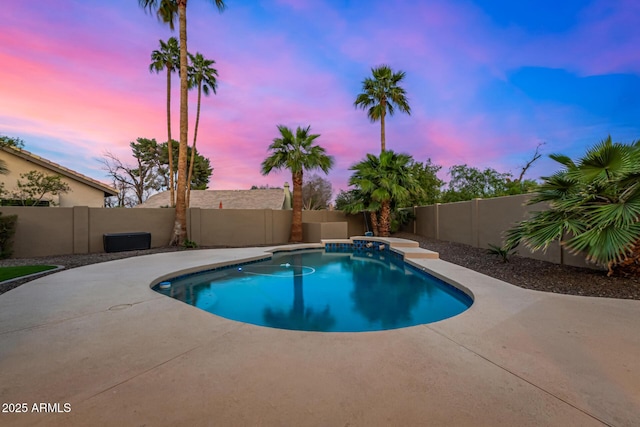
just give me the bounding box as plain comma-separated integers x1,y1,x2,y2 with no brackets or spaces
149,37,179,207
186,52,218,207
261,125,334,243
349,151,424,237
354,65,411,153
505,136,640,276
139,0,226,245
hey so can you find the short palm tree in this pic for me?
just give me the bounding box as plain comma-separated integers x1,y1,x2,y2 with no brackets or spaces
261,125,334,243
186,52,218,207
349,151,424,237
506,136,640,276
139,0,226,246
149,37,180,207
354,65,411,153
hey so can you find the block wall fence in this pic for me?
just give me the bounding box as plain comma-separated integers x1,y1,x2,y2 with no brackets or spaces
0,207,365,258
1,195,594,269
403,194,591,269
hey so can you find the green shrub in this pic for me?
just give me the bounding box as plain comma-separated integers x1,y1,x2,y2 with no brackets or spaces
183,239,198,249
487,243,517,263
0,213,18,259
391,208,415,233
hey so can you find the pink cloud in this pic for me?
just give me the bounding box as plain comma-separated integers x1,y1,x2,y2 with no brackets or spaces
2,0,636,197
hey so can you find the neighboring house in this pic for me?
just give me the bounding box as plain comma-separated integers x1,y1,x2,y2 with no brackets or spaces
0,146,118,207
137,184,292,209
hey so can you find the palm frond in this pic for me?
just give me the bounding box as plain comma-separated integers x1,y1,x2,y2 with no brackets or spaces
586,202,634,226
262,125,333,177
578,136,630,183
566,223,640,264
549,153,576,169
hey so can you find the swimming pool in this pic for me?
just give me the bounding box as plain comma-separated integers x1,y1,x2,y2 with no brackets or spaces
153,249,472,332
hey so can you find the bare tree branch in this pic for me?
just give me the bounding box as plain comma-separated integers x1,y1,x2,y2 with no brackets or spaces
517,142,545,183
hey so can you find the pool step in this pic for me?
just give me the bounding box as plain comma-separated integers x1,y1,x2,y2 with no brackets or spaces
392,246,439,259
374,237,419,248
321,237,438,259
347,236,420,248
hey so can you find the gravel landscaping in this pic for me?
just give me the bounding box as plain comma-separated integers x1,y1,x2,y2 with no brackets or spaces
394,232,640,301
1,235,639,300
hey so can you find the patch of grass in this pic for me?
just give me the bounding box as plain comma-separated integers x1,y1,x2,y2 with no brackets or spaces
0,265,57,281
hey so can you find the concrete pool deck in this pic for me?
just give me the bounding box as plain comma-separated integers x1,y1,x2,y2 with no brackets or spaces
0,243,638,426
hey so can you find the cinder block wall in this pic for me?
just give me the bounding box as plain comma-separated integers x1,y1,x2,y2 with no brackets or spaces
1,198,591,268
89,208,175,252
0,207,364,258
1,207,75,257
408,194,591,268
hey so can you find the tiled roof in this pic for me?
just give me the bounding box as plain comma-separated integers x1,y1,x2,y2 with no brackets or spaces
1,146,118,196
137,189,288,209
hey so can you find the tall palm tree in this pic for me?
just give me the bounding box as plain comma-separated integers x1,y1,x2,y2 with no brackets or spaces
186,52,218,207
149,37,179,207
261,125,334,243
349,151,424,237
506,136,640,276
354,65,411,153
139,0,226,246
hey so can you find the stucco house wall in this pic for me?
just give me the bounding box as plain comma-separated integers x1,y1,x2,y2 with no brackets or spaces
0,147,117,207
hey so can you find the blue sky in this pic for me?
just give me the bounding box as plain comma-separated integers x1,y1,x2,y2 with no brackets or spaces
1,0,638,193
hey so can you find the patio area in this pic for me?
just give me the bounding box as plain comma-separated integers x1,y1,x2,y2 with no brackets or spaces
0,243,638,426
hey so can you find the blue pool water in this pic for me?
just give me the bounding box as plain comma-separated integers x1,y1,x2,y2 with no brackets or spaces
154,249,472,332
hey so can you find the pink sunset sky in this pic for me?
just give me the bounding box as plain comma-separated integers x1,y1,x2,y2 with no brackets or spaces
1,0,639,196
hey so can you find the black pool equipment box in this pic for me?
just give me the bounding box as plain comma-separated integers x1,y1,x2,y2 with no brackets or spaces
103,232,152,253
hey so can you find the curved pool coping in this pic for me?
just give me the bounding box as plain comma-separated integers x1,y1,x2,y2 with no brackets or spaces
149,241,474,332
149,243,325,289
148,238,475,303
0,243,638,426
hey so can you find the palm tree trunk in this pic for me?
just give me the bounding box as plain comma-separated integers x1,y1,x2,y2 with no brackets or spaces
166,67,175,207
186,82,202,207
370,211,379,236
290,172,304,242
609,240,640,277
170,2,189,246
380,99,386,153
379,201,391,237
